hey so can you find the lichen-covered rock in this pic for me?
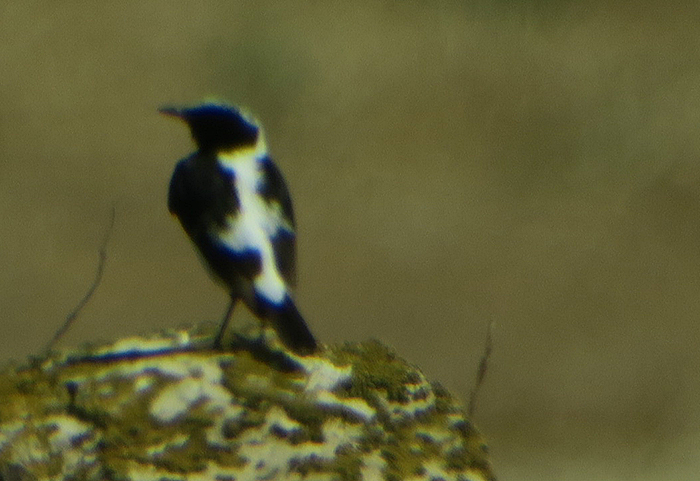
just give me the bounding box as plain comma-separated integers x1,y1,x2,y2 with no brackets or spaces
0,326,494,481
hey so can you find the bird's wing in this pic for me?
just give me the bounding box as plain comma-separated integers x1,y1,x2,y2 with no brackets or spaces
168,159,190,217
259,156,297,288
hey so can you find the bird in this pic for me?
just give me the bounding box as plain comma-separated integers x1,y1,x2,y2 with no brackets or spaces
160,102,318,355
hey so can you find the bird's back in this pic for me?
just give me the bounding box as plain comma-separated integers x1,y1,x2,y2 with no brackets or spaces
169,152,298,295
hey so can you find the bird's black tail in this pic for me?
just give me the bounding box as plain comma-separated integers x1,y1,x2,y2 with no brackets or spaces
267,298,318,355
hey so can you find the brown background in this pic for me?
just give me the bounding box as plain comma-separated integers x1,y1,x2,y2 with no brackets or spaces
1,1,698,479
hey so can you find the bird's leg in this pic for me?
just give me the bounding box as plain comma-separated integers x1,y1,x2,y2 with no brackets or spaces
213,297,236,350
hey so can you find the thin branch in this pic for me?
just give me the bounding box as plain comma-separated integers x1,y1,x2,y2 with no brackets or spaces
44,206,116,352
468,321,494,419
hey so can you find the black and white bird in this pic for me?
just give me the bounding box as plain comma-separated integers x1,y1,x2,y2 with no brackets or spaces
161,102,317,355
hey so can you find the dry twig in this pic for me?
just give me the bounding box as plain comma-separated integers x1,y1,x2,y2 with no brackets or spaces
44,207,116,352
468,321,494,418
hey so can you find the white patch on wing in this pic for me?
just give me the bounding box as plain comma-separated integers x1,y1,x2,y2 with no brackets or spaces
215,148,291,305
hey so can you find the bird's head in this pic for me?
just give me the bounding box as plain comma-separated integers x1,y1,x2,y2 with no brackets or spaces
159,102,260,153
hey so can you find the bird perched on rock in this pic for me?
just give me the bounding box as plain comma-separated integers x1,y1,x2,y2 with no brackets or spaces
161,102,317,355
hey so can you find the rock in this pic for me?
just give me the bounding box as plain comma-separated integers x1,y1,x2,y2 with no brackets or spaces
0,326,494,481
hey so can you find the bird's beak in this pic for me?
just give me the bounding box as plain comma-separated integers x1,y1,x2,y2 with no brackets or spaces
158,107,184,119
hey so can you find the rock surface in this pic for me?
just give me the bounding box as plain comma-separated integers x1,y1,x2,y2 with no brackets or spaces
0,326,494,481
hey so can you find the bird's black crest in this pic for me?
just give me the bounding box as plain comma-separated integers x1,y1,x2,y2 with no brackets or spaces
161,103,259,152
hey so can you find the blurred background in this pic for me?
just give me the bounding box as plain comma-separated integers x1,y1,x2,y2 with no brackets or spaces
1,1,699,479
